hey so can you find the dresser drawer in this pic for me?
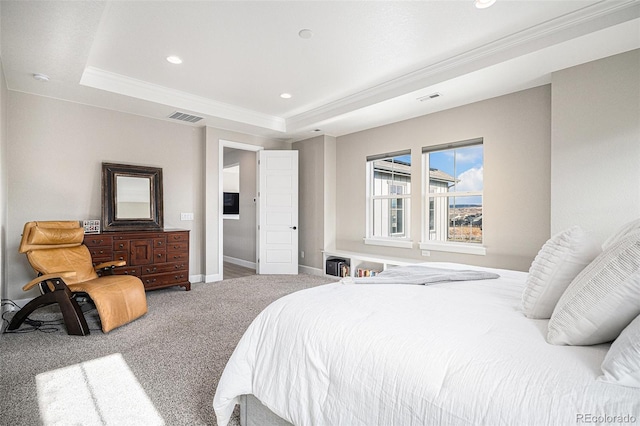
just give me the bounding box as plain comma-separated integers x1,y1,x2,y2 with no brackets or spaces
153,249,167,263
167,232,189,243
113,250,128,262
113,266,141,276
84,235,113,248
167,252,188,262
167,242,189,252
142,272,189,290
88,247,113,262
140,262,187,275
114,240,129,251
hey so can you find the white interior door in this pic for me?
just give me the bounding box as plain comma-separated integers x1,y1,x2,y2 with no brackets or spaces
257,150,299,274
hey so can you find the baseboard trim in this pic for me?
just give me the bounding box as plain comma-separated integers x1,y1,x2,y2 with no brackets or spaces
299,265,323,276
189,274,204,284
223,256,256,270
205,273,223,283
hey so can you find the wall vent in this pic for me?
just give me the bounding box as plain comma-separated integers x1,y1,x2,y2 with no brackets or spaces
417,92,442,102
168,111,204,123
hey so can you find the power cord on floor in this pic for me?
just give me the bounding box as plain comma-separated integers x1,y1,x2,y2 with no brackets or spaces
1,298,100,334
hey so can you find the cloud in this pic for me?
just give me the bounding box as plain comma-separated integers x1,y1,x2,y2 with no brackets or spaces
455,146,483,166
455,166,483,192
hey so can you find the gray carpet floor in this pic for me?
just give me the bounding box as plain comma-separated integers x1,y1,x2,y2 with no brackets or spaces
0,273,336,426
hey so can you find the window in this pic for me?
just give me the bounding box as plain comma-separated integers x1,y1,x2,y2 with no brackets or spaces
422,139,484,255
366,150,412,248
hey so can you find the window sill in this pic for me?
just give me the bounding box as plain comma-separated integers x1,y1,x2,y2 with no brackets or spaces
223,214,239,220
419,241,486,256
364,238,413,249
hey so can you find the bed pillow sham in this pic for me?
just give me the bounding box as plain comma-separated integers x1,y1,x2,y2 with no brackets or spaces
521,226,599,319
547,231,640,346
599,313,640,388
602,218,640,251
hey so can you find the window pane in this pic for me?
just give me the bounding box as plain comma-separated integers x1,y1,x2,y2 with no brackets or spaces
372,198,410,238
428,195,482,244
372,155,411,196
429,145,483,192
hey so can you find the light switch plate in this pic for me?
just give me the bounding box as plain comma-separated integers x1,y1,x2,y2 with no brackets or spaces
180,213,194,221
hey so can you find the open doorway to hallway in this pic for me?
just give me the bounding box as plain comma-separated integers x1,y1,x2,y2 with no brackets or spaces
222,146,257,279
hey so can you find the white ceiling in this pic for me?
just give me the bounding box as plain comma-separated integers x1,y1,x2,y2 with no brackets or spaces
1,1,639,142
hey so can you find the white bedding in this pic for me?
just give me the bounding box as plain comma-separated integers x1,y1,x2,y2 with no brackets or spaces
213,263,640,426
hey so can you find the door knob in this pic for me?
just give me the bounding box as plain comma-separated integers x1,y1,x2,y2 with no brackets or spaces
291,226,297,230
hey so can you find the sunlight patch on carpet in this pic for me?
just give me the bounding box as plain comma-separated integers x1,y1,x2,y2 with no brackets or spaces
36,353,164,425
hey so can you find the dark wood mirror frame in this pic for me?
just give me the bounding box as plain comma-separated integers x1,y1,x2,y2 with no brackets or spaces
102,162,164,231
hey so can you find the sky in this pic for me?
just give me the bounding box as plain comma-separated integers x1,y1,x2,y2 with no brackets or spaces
429,145,483,192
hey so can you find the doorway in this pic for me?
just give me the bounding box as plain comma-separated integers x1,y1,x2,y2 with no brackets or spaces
221,143,260,279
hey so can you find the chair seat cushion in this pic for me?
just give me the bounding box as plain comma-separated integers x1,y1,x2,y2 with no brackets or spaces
70,275,148,333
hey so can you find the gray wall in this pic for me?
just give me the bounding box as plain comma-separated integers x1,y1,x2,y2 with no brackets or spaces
6,92,205,300
335,85,552,272
551,49,640,243
223,148,257,265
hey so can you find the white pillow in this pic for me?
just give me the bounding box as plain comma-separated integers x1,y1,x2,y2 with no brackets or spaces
602,218,640,250
521,226,600,319
599,314,640,388
547,231,640,345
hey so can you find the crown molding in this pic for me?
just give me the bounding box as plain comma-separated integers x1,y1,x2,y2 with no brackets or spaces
80,66,287,133
285,0,640,132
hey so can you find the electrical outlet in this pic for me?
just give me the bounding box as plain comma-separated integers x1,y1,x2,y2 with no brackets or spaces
180,213,194,221
421,250,431,257
300,251,305,258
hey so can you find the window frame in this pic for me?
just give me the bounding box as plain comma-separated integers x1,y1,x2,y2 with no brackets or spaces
420,139,486,256
364,149,413,249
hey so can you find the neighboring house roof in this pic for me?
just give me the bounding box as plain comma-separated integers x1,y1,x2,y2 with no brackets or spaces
374,161,456,184
429,168,456,184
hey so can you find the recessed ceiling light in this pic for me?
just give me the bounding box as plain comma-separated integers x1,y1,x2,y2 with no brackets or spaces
33,73,50,82
298,29,313,39
166,56,183,64
280,93,292,99
474,0,496,9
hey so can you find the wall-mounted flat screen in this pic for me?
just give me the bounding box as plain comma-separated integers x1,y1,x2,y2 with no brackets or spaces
223,192,240,215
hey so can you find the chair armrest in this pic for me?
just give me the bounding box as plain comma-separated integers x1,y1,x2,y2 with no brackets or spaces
22,271,76,291
94,260,126,272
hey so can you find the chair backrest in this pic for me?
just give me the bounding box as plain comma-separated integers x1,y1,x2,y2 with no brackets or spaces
20,221,98,284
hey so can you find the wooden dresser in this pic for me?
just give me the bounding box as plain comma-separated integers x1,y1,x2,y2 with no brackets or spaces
84,229,191,291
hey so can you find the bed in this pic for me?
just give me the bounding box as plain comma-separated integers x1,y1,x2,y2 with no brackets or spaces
213,261,640,426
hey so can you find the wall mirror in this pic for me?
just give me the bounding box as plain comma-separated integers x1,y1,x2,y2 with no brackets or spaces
102,162,163,231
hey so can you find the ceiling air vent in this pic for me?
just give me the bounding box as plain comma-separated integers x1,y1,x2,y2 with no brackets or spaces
417,92,442,102
168,111,204,123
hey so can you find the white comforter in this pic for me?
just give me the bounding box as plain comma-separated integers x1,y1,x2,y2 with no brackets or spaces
213,263,640,426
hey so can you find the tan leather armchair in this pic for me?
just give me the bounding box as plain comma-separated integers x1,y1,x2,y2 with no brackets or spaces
8,221,148,335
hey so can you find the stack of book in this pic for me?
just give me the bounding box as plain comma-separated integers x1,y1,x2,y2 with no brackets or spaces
356,268,381,277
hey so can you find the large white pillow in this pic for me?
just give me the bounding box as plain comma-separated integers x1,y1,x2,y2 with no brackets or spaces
602,218,640,250
599,314,640,388
521,226,600,319
547,231,640,345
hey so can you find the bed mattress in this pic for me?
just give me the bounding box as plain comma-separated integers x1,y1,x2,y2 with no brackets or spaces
213,263,640,425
